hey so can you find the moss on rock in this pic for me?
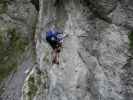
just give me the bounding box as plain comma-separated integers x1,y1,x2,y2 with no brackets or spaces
0,3,7,14
23,69,49,100
0,28,29,81
0,0,8,14
27,75,38,100
0,0,8,3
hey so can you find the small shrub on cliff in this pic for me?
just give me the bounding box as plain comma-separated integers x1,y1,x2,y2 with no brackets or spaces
27,75,38,100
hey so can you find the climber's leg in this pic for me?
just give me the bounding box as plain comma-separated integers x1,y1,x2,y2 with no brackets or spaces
56,52,60,64
48,40,62,64
52,47,60,64
47,39,58,64
55,43,62,64
52,49,57,64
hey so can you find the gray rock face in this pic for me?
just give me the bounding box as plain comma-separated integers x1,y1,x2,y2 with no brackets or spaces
22,0,133,100
87,0,118,15
0,0,133,100
0,0,37,100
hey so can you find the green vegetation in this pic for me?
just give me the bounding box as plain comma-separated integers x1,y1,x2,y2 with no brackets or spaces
27,75,38,100
0,0,8,3
0,0,8,14
0,28,29,81
23,70,49,99
128,32,133,49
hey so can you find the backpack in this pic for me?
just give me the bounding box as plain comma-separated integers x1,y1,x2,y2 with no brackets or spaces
46,30,58,41
46,30,54,38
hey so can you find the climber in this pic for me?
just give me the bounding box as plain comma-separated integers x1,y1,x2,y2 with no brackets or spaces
46,30,65,64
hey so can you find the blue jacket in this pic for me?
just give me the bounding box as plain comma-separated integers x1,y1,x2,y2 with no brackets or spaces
46,30,63,42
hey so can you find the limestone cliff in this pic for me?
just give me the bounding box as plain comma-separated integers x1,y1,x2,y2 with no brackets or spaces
0,0,133,100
